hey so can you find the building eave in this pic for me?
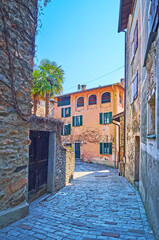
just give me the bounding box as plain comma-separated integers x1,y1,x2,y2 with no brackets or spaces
118,0,133,32
55,83,124,99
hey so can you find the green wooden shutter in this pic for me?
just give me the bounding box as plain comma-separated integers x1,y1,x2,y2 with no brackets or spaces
80,115,83,126
72,116,75,126
100,113,103,124
69,107,71,117
68,124,71,135
109,143,112,154
61,126,63,135
109,112,112,123
61,108,64,117
100,142,103,154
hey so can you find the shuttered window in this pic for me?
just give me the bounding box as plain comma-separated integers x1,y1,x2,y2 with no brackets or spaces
101,92,111,103
99,112,112,124
61,107,71,118
149,0,158,33
77,97,84,107
100,142,112,155
134,21,138,55
61,124,71,135
72,115,83,126
131,71,138,103
88,95,97,105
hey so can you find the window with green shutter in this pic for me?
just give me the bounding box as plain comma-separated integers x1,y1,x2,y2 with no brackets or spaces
61,107,71,118
99,112,112,124
72,115,83,126
61,124,71,135
100,142,112,155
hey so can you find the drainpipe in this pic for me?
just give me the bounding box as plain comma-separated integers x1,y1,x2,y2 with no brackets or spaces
112,120,120,170
112,85,116,168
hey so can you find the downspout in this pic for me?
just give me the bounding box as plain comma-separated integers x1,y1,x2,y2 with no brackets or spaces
112,120,120,171
112,85,116,168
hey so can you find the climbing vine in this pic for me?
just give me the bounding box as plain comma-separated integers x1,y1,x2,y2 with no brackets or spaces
0,0,51,122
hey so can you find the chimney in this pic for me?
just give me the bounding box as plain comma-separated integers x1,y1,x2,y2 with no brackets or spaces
81,85,86,91
120,78,125,87
77,84,81,91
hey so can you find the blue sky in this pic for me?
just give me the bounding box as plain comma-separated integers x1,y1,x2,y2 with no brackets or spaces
36,0,124,94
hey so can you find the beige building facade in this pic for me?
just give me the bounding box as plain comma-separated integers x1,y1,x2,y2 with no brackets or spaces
118,0,159,238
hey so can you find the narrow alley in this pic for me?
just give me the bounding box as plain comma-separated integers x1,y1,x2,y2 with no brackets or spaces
0,162,155,240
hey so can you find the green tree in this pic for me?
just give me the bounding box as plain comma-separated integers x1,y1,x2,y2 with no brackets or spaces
32,59,64,117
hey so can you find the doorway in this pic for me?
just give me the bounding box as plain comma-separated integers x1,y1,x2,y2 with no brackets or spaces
29,130,49,201
75,143,81,160
134,136,140,182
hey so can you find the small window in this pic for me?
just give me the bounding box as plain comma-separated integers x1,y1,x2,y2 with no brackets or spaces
131,71,138,103
100,142,112,155
88,95,97,105
101,92,111,103
61,124,71,136
77,97,84,107
58,96,70,107
148,93,156,135
61,107,71,118
99,112,112,124
72,115,83,126
119,92,123,104
134,21,138,56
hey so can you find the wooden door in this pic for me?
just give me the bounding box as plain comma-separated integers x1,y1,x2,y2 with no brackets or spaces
75,143,80,159
29,131,49,194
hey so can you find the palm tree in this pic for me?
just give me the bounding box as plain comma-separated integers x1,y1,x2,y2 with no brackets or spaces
32,60,64,117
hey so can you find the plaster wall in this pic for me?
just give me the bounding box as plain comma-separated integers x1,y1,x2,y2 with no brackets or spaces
125,2,141,183
140,0,159,237
54,84,124,166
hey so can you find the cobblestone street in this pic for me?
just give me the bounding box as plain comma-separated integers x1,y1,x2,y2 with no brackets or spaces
0,162,155,240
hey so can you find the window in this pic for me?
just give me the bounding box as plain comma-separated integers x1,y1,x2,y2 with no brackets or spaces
101,92,111,103
119,92,123,104
61,124,71,136
148,0,158,33
144,0,158,66
99,112,112,124
148,93,156,135
134,21,138,56
72,115,83,126
131,21,138,61
131,71,138,103
88,95,97,105
77,97,84,107
100,142,112,155
61,107,71,118
58,96,70,107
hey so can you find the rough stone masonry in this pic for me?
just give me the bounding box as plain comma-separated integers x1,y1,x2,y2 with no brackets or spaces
0,0,38,227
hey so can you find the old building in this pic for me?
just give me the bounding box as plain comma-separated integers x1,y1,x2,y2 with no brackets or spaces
0,0,74,229
118,0,159,238
54,82,124,167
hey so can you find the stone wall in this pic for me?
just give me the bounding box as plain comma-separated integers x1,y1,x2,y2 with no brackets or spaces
0,0,37,228
125,1,141,183
65,149,75,185
140,1,159,237
30,116,75,194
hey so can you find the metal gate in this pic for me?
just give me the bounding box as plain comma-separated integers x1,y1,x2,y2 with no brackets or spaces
29,131,49,199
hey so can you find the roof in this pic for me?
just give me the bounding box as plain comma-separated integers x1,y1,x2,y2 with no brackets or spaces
112,111,124,122
118,0,134,32
55,83,124,99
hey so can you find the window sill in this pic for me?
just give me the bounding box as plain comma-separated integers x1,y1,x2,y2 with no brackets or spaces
146,134,156,139
100,153,112,155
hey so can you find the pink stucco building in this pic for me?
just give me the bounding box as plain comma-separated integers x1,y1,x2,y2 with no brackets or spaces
54,81,124,166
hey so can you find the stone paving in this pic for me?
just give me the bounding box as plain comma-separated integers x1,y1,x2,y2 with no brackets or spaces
0,162,155,240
